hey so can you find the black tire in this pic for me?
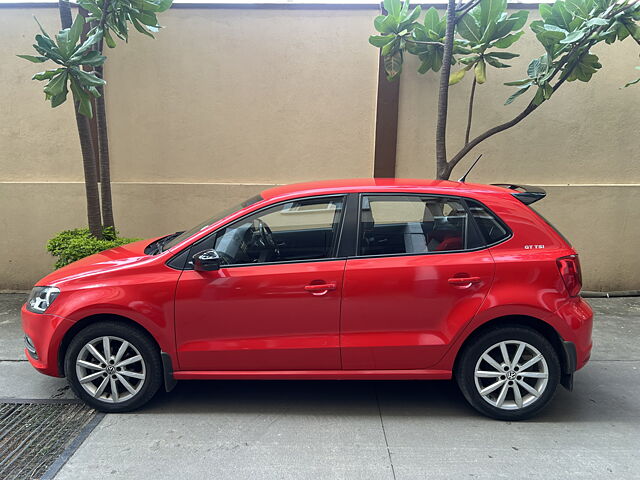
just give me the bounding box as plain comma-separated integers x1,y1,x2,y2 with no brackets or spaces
456,325,561,421
65,321,163,413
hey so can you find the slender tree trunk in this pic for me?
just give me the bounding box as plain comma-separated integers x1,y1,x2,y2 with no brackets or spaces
95,59,115,231
76,113,103,237
58,0,73,30
59,0,103,238
435,0,457,180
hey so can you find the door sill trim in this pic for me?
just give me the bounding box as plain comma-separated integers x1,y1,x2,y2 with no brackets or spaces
173,369,452,380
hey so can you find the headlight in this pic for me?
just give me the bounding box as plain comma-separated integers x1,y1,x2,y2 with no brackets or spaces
26,286,60,314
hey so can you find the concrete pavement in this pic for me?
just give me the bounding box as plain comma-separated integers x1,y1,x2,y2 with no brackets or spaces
1,293,639,479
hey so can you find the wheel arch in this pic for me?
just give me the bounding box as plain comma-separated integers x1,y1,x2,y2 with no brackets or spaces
453,314,572,382
57,313,160,377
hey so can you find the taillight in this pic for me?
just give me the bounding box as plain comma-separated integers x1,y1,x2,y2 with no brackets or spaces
556,255,582,297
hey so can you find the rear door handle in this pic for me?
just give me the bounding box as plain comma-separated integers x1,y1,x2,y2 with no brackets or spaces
448,276,481,286
304,283,337,295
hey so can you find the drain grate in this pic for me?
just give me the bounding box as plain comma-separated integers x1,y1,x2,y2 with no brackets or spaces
0,402,97,480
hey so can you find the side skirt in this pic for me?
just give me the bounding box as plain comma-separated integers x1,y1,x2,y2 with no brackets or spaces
173,369,452,381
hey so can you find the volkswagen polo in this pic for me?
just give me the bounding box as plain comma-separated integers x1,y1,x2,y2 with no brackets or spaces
22,179,593,420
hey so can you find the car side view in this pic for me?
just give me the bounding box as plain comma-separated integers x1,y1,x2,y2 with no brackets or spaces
22,179,593,420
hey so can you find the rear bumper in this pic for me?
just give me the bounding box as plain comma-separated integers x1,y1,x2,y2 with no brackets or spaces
21,304,73,377
553,296,593,371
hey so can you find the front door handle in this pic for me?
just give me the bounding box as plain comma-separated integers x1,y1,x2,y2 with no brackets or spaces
448,276,481,286
304,283,336,295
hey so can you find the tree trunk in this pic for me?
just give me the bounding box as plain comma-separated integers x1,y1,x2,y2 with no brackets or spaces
59,0,103,238
95,62,115,231
435,0,457,180
75,112,103,237
58,0,73,30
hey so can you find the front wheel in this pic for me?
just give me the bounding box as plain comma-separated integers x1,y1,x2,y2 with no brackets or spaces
456,326,561,421
65,321,163,412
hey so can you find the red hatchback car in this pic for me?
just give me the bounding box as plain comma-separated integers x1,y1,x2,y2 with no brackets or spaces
22,179,592,420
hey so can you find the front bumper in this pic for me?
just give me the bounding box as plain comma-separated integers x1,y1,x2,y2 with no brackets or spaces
21,304,73,377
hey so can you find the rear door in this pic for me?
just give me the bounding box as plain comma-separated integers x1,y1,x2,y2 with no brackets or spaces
341,194,496,370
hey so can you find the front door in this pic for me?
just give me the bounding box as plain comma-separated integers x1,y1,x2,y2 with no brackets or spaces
175,195,346,371
341,194,495,370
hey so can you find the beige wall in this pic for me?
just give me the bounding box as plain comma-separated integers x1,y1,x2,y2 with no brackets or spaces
1,5,638,290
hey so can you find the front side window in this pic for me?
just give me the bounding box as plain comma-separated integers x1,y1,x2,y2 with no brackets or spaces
193,196,345,266
358,195,483,256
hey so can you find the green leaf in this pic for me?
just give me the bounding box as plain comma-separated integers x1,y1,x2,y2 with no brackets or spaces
507,10,529,31
72,28,103,58
69,77,93,118
383,50,403,80
532,86,545,105
504,78,533,86
383,0,402,19
77,50,107,67
69,14,85,47
539,4,553,22
584,17,609,27
475,58,487,83
493,31,524,48
370,35,396,47
423,7,440,32
478,0,507,33
505,85,530,105
449,66,470,85
543,82,554,99
43,71,68,97
32,68,65,81
484,56,510,68
104,29,117,48
559,29,586,43
70,67,106,87
17,54,48,63
486,51,519,59
458,14,483,43
527,58,541,78
566,52,602,82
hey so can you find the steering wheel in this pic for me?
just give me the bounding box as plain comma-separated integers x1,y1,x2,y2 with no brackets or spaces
253,219,280,259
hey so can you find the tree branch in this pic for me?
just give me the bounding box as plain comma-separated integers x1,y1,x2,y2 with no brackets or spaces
464,76,477,145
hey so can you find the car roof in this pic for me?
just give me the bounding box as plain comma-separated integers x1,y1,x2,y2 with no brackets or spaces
261,178,511,201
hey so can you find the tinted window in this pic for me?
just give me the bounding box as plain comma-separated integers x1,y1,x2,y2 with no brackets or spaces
358,195,481,256
466,200,510,245
192,196,345,266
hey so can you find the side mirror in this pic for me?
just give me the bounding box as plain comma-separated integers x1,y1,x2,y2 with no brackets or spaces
193,249,221,272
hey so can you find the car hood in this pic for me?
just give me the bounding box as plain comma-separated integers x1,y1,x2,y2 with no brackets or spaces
36,237,161,287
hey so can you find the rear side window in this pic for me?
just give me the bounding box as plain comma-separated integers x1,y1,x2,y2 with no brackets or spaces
466,200,511,245
358,195,483,256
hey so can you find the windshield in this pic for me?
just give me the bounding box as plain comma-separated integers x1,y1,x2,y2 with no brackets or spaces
160,194,263,251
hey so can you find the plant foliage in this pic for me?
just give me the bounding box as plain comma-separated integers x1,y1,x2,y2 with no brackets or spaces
19,0,173,117
47,227,139,269
370,0,640,102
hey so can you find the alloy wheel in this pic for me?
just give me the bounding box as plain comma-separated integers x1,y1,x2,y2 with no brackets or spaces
75,336,146,404
473,340,549,410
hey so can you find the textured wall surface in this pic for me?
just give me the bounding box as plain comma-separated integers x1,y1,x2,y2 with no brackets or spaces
1,6,638,290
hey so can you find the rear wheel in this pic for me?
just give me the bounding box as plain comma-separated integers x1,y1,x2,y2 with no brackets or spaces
456,326,561,421
65,321,162,412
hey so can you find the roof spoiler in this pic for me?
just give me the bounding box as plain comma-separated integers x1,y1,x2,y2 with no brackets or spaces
491,184,547,205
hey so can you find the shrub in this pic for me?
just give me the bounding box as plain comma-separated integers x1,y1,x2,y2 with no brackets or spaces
47,227,140,269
